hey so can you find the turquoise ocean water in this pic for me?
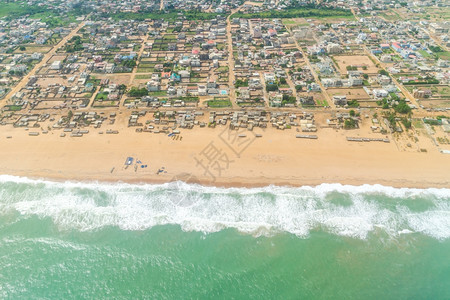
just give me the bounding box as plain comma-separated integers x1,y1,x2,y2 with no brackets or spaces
0,175,449,299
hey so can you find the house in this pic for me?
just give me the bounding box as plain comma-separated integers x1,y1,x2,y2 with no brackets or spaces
413,89,432,98
373,89,389,98
307,83,321,92
51,61,62,70
179,70,190,78
170,73,181,82
327,43,342,54
147,80,160,92
198,85,207,96
300,96,315,106
333,95,347,106
378,75,391,85
380,54,392,62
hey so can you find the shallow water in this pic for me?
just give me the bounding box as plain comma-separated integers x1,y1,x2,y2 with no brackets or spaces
0,176,449,298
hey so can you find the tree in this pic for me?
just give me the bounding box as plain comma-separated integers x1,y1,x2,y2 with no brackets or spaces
394,101,411,114
266,84,278,92
128,87,148,97
344,119,356,129
378,69,389,76
295,85,302,92
19,46,26,51
349,110,355,117
279,77,287,85
363,74,369,79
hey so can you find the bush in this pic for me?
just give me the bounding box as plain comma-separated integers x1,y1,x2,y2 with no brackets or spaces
347,100,360,108
401,118,411,129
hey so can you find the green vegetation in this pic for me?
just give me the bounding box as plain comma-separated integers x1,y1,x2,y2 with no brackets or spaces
282,94,296,106
344,118,357,129
393,101,411,114
403,78,439,85
148,91,167,97
65,36,83,53
384,112,397,128
235,79,249,88
135,75,152,79
401,118,411,129
429,45,443,53
95,92,109,100
232,6,352,19
419,50,432,58
109,10,223,21
120,59,137,69
177,96,199,103
0,2,78,28
128,87,148,97
347,100,360,108
207,99,232,108
6,105,23,111
30,11,77,28
378,69,389,76
0,2,45,19
266,84,278,92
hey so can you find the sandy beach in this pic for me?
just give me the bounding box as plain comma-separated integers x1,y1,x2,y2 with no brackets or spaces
0,113,449,189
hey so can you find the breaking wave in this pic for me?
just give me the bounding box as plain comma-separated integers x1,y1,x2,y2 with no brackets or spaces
0,175,449,240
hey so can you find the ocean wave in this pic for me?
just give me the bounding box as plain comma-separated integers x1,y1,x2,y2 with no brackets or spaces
0,175,449,240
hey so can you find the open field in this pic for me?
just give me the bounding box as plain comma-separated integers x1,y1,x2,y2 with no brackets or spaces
14,45,53,54
333,55,379,74
327,88,370,100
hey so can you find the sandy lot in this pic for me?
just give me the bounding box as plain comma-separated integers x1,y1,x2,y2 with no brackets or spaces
334,55,379,74
0,112,449,189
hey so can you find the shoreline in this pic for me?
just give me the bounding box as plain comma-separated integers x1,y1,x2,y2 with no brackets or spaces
1,120,449,191
1,170,449,191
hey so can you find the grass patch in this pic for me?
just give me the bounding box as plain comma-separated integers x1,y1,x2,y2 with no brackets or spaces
135,74,152,79
148,90,167,96
207,99,232,108
232,6,353,20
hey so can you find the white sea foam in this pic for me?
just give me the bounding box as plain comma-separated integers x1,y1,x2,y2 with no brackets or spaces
0,175,449,240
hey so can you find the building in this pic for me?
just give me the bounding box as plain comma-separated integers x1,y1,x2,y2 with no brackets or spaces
50,61,62,70
333,95,347,106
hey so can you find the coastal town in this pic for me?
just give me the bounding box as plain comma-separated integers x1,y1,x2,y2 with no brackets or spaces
0,0,449,184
